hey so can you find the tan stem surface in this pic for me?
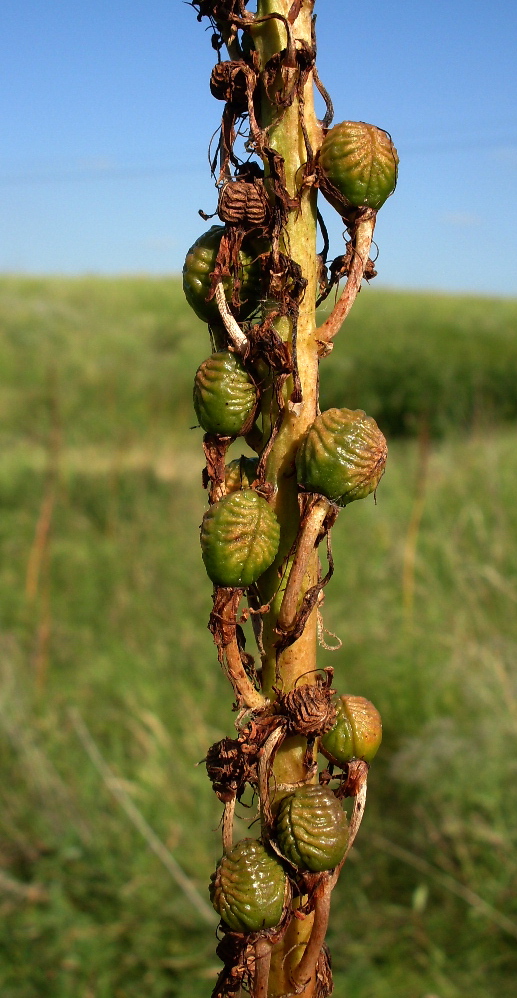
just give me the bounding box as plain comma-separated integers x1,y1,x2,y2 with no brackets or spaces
253,3,322,995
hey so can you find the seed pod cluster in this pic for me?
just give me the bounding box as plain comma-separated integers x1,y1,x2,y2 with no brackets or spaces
188,6,396,990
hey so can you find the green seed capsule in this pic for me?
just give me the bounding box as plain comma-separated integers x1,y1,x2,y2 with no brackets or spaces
210,838,287,932
224,456,259,493
320,695,382,768
193,351,258,437
182,225,265,324
296,408,387,507
275,784,348,872
201,489,280,587
319,121,398,213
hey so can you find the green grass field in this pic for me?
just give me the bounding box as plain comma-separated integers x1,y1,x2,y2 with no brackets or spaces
1,277,517,997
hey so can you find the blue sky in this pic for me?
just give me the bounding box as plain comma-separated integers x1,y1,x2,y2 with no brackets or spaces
1,0,516,292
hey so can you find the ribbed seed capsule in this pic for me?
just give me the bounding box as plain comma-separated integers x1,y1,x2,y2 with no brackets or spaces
200,489,280,588
320,695,382,767
296,408,387,507
224,456,259,493
275,784,348,872
193,351,258,437
210,838,288,932
319,121,398,213
182,225,264,324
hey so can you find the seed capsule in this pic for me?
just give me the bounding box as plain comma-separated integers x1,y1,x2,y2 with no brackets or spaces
275,784,348,872
320,695,382,767
224,456,259,493
194,351,258,438
319,121,398,213
182,225,264,324
296,408,387,507
210,838,288,932
201,489,280,588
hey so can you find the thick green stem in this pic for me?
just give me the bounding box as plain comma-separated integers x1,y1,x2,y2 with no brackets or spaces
253,0,322,705
253,3,323,995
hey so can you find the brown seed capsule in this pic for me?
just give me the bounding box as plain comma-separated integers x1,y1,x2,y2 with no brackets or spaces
205,737,253,802
279,684,337,738
210,60,250,111
218,178,271,228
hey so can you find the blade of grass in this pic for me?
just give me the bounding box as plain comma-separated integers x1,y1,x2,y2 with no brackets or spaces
370,832,517,941
68,707,216,926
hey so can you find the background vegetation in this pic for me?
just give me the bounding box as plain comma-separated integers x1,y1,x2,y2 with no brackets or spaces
0,276,516,997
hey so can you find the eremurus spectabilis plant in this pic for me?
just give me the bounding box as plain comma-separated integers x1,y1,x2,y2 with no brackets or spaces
183,3,397,994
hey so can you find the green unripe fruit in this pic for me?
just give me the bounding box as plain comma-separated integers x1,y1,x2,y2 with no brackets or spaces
319,121,398,213
201,489,280,587
224,456,259,493
320,695,382,768
275,784,348,872
296,408,387,507
193,351,258,437
210,838,287,932
182,225,264,324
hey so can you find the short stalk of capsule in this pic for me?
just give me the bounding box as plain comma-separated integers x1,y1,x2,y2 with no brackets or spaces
316,215,376,356
222,797,235,855
258,724,286,831
254,937,273,998
220,594,266,710
276,498,331,634
215,280,249,354
290,876,333,995
330,762,369,889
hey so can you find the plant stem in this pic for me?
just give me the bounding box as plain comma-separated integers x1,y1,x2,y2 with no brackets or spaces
253,0,322,706
253,3,323,994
